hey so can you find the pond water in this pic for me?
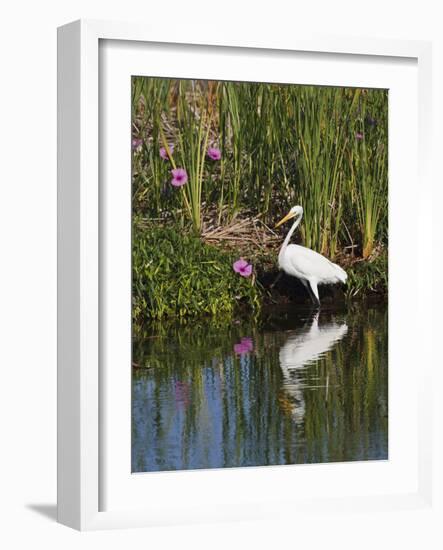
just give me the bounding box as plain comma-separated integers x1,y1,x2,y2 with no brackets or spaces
132,304,388,473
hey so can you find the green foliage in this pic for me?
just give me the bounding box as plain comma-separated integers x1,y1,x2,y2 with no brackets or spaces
346,91,388,258
132,222,261,321
290,86,350,257
345,251,388,298
158,81,213,232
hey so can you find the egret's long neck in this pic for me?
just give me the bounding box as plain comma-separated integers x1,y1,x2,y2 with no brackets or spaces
279,215,302,258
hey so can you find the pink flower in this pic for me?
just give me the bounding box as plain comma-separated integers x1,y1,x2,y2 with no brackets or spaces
233,258,253,278
171,168,188,187
207,147,222,160
355,132,364,140
234,337,254,355
160,144,174,160
132,138,143,151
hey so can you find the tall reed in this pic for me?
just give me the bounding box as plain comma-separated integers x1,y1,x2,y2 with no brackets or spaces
289,86,355,256
132,77,388,258
346,89,388,258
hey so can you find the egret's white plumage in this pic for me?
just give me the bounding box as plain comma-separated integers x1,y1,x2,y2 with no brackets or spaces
275,205,347,305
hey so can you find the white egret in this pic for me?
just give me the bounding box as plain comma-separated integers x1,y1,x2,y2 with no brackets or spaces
275,206,347,306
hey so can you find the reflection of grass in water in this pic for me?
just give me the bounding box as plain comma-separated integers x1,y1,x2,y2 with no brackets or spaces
132,307,388,470
133,316,264,376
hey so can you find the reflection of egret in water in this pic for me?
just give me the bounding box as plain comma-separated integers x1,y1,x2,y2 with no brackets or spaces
279,313,348,424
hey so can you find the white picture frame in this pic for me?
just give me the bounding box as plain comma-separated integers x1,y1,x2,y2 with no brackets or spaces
57,19,434,531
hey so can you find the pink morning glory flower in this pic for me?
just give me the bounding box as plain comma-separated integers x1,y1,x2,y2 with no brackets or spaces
207,147,222,160
234,337,254,355
132,138,143,151
233,258,253,278
160,144,174,160
355,132,364,140
171,168,188,187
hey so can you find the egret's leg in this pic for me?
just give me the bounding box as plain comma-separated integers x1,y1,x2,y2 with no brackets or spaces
300,279,310,300
270,271,283,289
309,280,321,307
301,279,317,305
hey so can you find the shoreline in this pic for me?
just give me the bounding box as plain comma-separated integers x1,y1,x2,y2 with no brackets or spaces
133,217,387,323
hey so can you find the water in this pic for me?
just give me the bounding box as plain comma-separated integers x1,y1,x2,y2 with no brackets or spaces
132,304,388,473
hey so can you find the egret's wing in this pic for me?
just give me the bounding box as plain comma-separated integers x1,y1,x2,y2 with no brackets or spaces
286,245,339,280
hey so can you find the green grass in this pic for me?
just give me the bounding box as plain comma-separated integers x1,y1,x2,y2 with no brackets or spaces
132,221,261,322
345,251,388,298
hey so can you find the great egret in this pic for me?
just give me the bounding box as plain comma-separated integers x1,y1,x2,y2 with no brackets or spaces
275,205,347,306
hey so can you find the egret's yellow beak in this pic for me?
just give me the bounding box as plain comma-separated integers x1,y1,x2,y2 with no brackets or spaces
275,211,296,229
